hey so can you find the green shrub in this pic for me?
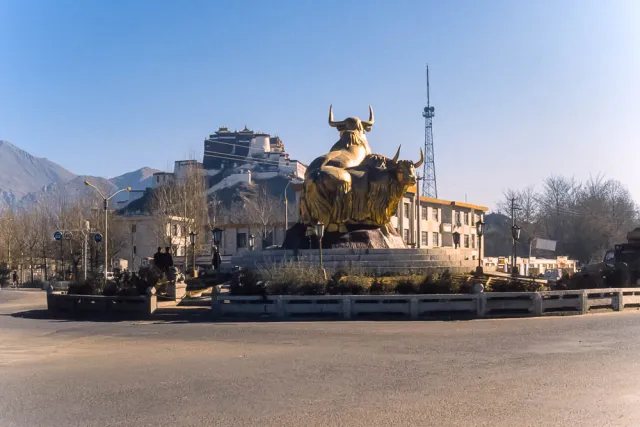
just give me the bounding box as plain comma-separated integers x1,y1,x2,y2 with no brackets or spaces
259,262,327,295
419,270,460,294
68,276,105,295
563,272,604,290
326,275,371,295
369,278,396,295
394,275,422,294
230,268,266,296
138,266,161,287
485,277,547,292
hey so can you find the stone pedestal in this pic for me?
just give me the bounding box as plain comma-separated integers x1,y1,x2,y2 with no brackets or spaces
282,222,405,250
168,281,187,301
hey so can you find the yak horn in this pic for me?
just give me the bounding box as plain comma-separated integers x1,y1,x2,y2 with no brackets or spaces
392,145,401,163
414,148,424,168
361,105,374,127
328,105,344,128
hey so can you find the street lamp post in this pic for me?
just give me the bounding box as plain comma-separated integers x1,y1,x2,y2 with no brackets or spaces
314,222,326,280
476,220,485,275
212,228,222,270
511,224,521,276
284,182,290,235
283,173,299,234
84,181,131,281
189,231,197,278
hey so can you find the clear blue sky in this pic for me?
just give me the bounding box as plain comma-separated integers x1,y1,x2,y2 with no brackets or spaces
1,0,639,209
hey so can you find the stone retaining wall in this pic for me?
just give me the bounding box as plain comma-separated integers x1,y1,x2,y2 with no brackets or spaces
47,291,157,316
212,288,640,320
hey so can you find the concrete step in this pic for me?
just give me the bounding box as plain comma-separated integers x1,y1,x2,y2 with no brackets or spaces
236,259,475,270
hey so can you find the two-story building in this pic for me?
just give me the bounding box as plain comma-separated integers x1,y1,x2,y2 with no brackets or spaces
215,184,488,258
115,214,191,271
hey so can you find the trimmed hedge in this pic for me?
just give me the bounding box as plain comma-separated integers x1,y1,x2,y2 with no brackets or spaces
228,264,640,296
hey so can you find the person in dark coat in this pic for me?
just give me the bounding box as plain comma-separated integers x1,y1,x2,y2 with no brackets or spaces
164,247,174,270
153,247,164,271
212,246,221,270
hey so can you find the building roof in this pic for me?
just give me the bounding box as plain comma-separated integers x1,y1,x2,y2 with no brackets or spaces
406,186,489,211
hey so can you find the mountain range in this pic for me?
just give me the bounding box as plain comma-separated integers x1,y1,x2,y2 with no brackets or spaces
0,140,159,207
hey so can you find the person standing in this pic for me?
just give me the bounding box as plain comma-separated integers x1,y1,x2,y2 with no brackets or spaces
153,247,164,271
212,246,221,271
164,247,174,271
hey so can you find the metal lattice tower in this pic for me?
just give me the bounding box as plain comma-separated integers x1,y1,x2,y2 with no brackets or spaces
421,64,438,198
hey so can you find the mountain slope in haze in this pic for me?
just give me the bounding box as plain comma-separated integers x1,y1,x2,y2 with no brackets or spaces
109,167,158,192
24,168,160,205
0,140,160,206
0,140,76,204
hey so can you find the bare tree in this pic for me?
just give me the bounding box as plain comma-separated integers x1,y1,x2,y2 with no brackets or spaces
150,161,207,271
538,175,581,243
240,184,282,249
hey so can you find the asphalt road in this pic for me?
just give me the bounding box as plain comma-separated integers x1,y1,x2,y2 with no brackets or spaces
2,291,640,427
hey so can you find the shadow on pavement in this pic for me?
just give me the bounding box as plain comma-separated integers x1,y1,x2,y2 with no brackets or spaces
6,307,481,324
6,307,213,323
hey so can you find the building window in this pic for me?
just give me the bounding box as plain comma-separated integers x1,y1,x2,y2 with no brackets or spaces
156,176,160,183
474,213,480,225
172,224,178,236
404,203,410,218
455,211,461,225
471,234,476,249
432,232,439,247
421,206,427,219
421,231,428,246
464,234,470,248
237,233,247,249
432,208,439,222
133,245,137,255
131,224,137,233
464,212,469,225
403,229,409,243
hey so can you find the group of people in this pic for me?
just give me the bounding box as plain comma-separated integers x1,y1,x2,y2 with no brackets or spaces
153,247,174,273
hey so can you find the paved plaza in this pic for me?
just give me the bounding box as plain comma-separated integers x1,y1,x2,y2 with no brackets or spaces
2,290,640,426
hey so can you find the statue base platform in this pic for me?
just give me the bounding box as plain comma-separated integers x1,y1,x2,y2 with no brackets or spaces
282,223,406,250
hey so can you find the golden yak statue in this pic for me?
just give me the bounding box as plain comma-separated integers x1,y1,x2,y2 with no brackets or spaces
300,106,423,234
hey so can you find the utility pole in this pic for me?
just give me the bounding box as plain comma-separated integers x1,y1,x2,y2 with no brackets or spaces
510,197,521,276
83,220,90,281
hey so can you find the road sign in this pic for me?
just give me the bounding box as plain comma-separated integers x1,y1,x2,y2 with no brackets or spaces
53,231,63,241
94,233,103,243
63,231,73,240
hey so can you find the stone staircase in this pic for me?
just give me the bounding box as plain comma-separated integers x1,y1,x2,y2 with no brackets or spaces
231,248,477,273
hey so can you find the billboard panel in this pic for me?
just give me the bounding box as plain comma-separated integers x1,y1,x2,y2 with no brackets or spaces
533,238,557,251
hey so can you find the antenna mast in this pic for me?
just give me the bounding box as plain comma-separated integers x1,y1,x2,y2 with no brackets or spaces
422,64,438,198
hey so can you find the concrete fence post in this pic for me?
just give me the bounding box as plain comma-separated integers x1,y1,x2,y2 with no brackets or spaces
212,296,221,318
276,296,285,318
580,291,588,314
533,293,542,316
616,291,623,311
476,294,486,318
410,297,419,320
342,296,352,320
